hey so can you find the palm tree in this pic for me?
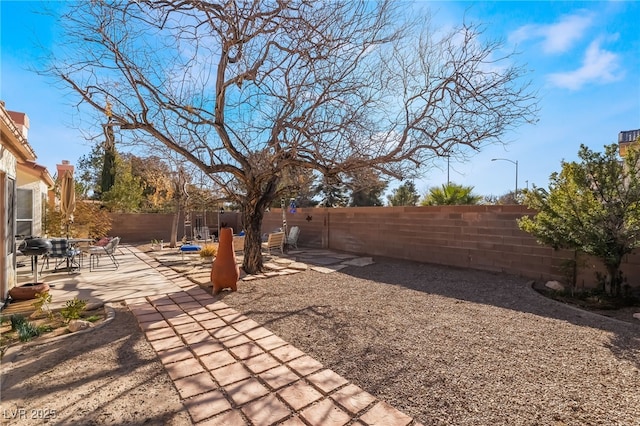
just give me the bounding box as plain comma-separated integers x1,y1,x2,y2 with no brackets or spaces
421,183,482,205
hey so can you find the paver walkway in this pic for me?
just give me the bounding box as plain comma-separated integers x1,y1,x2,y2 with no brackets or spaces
13,246,421,425
130,247,421,425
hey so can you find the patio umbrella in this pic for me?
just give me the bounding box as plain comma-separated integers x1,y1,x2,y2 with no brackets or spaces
60,169,76,238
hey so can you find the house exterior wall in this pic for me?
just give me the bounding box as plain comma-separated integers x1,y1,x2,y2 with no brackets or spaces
1,102,54,301
0,149,18,298
1,110,20,299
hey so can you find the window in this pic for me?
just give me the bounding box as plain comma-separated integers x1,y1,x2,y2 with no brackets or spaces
16,188,33,237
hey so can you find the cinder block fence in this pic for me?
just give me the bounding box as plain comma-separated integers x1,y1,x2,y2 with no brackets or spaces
109,205,639,289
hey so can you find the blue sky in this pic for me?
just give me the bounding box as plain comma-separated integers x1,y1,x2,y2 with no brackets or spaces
1,1,639,198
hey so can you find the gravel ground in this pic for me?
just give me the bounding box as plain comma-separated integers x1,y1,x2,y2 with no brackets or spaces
220,258,640,426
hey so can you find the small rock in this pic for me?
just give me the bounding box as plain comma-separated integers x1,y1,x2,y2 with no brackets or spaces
633,313,640,321
68,319,93,332
545,280,565,291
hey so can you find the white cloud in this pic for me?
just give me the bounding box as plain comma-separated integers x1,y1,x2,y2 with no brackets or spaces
547,39,622,90
509,13,593,54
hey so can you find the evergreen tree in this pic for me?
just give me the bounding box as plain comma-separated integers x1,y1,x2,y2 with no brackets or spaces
518,143,640,296
387,181,420,206
101,155,145,212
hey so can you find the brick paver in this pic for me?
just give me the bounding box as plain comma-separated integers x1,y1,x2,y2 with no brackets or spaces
199,350,236,370
145,326,178,341
331,384,377,415
243,353,281,374
174,371,218,399
287,355,324,376
225,377,270,405
197,409,246,426
241,394,291,425
149,335,184,352
165,357,205,380
359,401,413,426
210,362,252,386
278,380,324,411
300,398,352,426
229,342,264,360
157,346,196,364
271,344,306,362
307,368,350,394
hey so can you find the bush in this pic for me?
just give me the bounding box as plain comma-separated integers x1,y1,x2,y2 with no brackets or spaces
60,298,88,323
16,321,41,342
199,244,218,258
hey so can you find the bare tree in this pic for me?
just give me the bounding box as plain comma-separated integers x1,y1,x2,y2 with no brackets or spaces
50,0,537,273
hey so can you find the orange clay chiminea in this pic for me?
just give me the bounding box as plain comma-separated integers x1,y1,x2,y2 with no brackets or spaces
211,227,239,294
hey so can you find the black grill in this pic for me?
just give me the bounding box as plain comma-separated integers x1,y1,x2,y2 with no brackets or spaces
19,237,52,255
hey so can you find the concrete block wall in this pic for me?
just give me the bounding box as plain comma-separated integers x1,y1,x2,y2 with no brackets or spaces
262,205,639,288
109,212,241,243
109,206,639,288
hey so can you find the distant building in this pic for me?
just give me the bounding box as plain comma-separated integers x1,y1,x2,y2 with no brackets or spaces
618,129,640,157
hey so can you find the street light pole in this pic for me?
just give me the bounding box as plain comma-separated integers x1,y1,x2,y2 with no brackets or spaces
491,158,518,198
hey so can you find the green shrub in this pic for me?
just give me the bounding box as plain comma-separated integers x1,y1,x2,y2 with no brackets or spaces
17,321,41,342
33,291,53,319
10,315,27,331
60,298,88,323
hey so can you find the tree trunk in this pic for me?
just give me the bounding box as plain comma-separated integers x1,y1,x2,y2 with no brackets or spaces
604,260,623,297
242,206,265,274
170,207,180,248
240,182,278,274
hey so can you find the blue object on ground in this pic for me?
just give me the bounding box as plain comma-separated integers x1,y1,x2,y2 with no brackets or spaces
179,244,202,252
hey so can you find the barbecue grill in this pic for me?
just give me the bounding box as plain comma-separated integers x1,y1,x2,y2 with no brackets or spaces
18,237,52,283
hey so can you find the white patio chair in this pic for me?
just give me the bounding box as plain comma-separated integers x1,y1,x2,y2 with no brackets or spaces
286,226,300,249
89,236,121,271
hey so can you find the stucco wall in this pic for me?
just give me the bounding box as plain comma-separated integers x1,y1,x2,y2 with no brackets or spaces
0,151,17,299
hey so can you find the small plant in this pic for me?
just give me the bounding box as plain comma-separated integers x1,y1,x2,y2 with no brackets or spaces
16,321,41,342
10,314,27,331
38,324,54,333
199,244,217,258
84,315,101,322
150,239,164,250
60,297,88,323
33,291,53,319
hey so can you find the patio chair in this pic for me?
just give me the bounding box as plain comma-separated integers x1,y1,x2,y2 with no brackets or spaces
89,236,121,271
233,235,245,253
41,238,81,274
261,231,285,255
286,226,300,249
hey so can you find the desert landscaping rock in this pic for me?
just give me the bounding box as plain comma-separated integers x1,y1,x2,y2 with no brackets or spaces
545,280,565,291
288,262,309,270
310,264,349,274
68,319,92,332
